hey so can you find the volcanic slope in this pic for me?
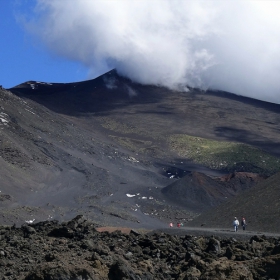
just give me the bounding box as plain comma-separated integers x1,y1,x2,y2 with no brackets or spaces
1,69,279,229
10,70,280,175
0,85,175,229
161,171,266,212
188,171,280,233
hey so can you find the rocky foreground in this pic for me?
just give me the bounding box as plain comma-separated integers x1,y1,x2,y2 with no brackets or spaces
1,216,280,279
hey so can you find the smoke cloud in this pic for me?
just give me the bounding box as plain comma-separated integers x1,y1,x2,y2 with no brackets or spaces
25,0,280,103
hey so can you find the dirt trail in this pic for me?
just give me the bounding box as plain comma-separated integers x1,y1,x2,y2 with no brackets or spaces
150,225,280,240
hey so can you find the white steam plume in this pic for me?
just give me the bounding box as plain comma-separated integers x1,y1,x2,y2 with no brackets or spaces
25,0,280,103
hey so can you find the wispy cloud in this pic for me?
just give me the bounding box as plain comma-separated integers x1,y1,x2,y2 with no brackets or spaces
23,0,280,103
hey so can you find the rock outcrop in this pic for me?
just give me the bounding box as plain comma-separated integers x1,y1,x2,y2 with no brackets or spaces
1,216,280,279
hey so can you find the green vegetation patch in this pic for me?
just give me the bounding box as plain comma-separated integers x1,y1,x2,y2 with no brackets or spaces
96,116,166,141
109,135,166,157
109,135,151,152
168,134,280,175
97,117,142,135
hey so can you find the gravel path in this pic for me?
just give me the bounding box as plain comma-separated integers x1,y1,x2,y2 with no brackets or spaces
149,225,280,241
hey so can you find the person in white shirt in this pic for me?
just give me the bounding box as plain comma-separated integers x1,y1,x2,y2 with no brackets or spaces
233,217,239,232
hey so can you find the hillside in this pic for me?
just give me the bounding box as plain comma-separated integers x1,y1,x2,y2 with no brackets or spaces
0,70,279,231
188,171,280,232
161,171,265,211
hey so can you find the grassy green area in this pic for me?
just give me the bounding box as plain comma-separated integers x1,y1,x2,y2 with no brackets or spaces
168,134,280,175
109,135,151,152
97,116,166,141
97,117,142,135
109,135,166,157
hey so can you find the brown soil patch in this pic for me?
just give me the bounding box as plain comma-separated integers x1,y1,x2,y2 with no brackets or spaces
96,226,132,234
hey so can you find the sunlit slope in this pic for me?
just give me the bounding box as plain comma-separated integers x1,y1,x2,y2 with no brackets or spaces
168,134,280,175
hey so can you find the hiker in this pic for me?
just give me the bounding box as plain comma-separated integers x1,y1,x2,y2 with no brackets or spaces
241,217,247,230
169,222,173,228
233,217,239,232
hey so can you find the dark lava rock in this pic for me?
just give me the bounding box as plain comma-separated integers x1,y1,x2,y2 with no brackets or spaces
1,216,280,279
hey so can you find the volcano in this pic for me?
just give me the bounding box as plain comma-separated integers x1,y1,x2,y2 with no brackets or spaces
0,70,279,231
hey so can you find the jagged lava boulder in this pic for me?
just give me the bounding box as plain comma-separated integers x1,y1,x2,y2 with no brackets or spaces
0,216,280,279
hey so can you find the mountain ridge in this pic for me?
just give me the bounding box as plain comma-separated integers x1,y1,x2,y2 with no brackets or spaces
0,70,279,232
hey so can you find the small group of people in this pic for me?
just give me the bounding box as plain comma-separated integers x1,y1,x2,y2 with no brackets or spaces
233,217,247,232
169,222,184,228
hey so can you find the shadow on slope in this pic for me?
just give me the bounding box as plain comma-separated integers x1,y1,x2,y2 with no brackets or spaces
162,171,265,213
162,172,226,211
188,171,280,233
215,127,280,157
9,70,164,116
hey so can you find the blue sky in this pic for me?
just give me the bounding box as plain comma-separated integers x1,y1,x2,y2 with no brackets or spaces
1,0,280,104
0,0,88,88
